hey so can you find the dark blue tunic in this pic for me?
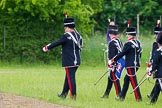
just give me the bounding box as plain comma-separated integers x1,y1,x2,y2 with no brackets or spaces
150,47,162,78
47,31,83,67
114,40,142,68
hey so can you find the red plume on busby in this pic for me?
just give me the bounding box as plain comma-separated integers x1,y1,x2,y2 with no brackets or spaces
127,20,131,27
126,20,136,36
65,11,68,18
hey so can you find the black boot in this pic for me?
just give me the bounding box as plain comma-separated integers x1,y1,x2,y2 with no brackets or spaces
137,98,142,102
146,101,156,105
147,94,152,99
101,91,110,98
101,94,109,98
115,96,124,101
57,93,67,99
101,89,110,98
71,95,76,100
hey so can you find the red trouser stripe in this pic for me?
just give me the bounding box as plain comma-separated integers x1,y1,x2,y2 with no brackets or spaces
65,67,73,98
127,68,139,101
112,72,119,96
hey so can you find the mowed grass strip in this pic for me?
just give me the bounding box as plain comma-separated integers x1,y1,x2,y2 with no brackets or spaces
0,34,161,108
0,65,162,108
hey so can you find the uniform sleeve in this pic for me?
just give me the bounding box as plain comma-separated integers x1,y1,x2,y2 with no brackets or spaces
108,41,116,59
114,42,130,61
47,35,67,50
150,51,160,73
150,42,158,62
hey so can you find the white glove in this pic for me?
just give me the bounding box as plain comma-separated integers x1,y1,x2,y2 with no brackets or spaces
108,59,114,65
43,46,48,52
107,64,113,71
146,72,152,78
146,67,151,72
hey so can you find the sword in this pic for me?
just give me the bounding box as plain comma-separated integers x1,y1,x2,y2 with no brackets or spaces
94,70,108,86
139,72,147,84
130,76,148,94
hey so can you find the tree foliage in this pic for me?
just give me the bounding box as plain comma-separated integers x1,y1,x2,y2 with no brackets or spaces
97,0,162,32
0,0,96,64
0,0,162,64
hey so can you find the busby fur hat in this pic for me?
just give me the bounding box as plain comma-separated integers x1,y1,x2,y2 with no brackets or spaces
156,32,162,45
64,17,75,28
126,27,136,36
154,27,162,34
108,25,118,35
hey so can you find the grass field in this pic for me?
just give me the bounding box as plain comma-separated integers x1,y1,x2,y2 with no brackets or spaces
0,35,162,108
0,64,161,108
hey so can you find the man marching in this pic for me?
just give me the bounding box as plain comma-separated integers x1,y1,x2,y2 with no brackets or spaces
147,20,162,99
101,25,123,98
109,27,142,102
146,32,162,104
43,17,83,100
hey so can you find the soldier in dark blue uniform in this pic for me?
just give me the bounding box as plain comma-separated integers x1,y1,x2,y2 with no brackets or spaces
147,26,162,99
109,27,142,101
43,17,83,99
146,32,162,104
101,25,122,98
